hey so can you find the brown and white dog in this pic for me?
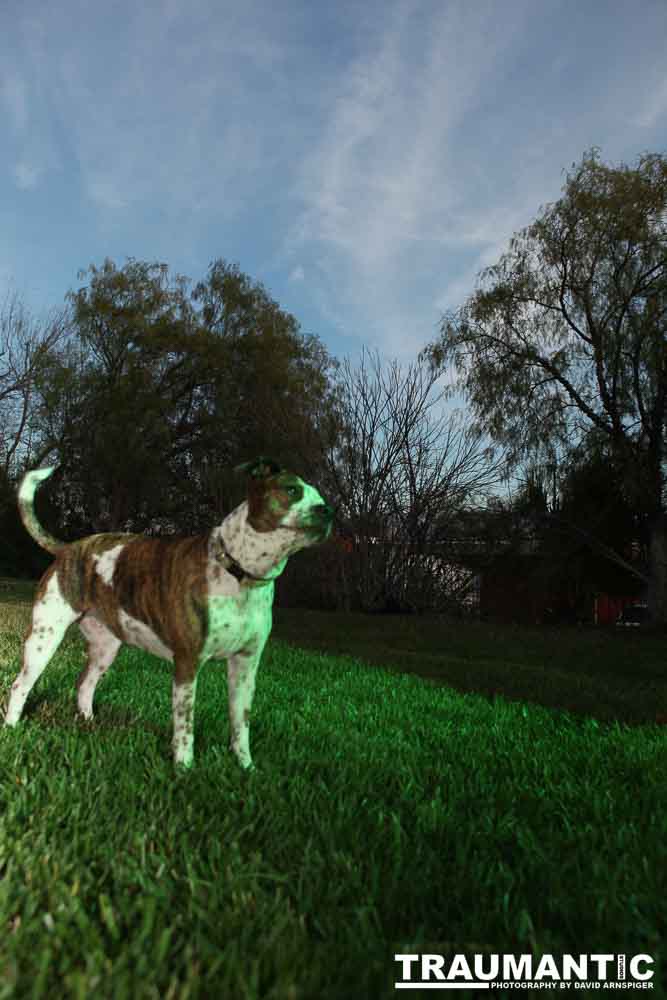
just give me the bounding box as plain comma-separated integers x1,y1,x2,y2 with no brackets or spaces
4,458,333,769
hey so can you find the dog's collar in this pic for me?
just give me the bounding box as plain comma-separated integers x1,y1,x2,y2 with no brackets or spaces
218,544,273,587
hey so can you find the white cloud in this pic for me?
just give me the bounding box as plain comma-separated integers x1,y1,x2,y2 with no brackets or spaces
2,0,666,370
86,175,129,211
636,75,667,128
288,1,533,354
1,72,28,131
16,1,289,218
14,161,41,189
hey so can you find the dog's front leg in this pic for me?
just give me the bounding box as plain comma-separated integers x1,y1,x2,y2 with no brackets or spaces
227,648,263,770
172,657,199,769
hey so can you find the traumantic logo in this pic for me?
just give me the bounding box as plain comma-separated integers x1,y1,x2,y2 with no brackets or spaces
394,952,655,990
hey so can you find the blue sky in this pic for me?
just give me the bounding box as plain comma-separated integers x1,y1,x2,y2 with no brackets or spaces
1,0,666,368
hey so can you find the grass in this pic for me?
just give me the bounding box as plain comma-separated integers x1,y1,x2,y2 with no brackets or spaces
0,583,665,998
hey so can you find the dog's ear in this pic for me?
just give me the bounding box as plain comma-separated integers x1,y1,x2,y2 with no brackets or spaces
235,457,283,480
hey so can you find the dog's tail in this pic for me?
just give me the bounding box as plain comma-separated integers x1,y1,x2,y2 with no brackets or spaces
18,467,64,555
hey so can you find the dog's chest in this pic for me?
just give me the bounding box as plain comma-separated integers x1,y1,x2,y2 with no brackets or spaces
201,583,275,660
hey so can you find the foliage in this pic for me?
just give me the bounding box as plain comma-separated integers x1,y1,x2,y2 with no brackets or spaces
421,148,667,619
421,148,667,511
25,257,341,536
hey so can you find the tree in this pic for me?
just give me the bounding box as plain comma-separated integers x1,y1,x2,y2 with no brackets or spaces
557,444,647,593
420,149,667,623
321,346,505,613
27,257,342,536
0,288,68,478
192,259,340,480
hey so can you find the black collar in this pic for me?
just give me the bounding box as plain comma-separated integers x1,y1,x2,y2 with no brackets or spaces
218,542,272,586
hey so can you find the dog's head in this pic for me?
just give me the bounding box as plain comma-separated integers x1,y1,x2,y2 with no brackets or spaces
235,456,334,547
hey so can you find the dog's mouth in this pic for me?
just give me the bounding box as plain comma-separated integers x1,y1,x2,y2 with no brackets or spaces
299,507,334,539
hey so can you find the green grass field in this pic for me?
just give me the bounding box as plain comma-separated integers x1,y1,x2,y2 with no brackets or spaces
0,582,665,998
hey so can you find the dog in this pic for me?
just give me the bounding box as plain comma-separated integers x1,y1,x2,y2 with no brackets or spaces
4,458,333,769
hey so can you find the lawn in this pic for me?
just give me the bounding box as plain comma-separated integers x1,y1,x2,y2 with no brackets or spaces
0,584,665,998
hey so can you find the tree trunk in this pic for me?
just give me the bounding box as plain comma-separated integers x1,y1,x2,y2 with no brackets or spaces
648,512,667,626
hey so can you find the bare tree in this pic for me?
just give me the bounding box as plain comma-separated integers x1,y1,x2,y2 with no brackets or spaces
322,346,505,612
0,288,69,478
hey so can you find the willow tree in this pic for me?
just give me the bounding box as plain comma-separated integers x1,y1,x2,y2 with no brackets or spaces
421,149,667,622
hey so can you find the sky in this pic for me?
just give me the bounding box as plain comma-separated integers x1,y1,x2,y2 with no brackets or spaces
1,0,666,372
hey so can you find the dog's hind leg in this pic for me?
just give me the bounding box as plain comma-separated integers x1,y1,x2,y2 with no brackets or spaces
4,570,81,725
76,615,121,720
